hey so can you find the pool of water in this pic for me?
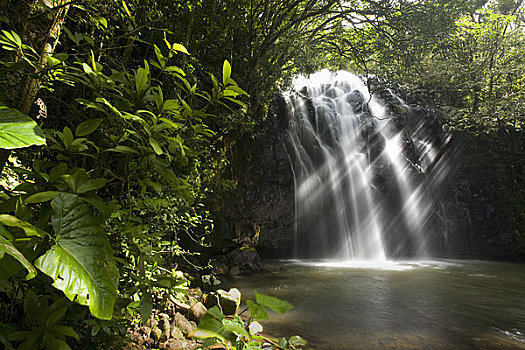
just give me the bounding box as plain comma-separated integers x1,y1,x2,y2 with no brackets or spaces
233,260,525,350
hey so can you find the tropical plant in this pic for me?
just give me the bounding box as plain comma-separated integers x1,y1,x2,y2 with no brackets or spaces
195,291,307,350
0,6,249,346
4,290,79,350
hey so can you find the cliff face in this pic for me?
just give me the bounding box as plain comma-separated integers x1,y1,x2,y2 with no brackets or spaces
217,96,296,259
222,80,521,261
435,130,524,259
389,86,520,260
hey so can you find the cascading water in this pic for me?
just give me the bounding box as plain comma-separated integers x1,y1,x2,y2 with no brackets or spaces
284,70,453,260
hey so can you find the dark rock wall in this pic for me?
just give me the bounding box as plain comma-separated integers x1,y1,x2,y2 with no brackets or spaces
435,131,523,259
218,96,296,259
385,85,520,259
436,179,518,258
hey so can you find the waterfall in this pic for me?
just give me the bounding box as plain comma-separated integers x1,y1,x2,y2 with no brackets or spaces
284,70,453,260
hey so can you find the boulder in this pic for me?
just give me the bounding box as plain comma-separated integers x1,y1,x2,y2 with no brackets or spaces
216,288,241,315
170,325,184,340
159,313,171,341
160,339,197,350
189,301,207,321
227,249,262,273
347,89,364,113
174,312,194,337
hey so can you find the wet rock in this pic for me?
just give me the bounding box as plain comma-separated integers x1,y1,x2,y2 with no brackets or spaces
216,92,296,260
227,248,263,273
347,89,364,113
170,325,184,340
216,288,241,315
159,313,171,340
174,312,194,337
160,339,197,350
230,266,241,276
189,301,207,321
152,327,163,341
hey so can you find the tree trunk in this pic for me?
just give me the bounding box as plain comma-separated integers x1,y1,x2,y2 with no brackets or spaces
20,1,70,114
181,9,194,70
0,0,70,175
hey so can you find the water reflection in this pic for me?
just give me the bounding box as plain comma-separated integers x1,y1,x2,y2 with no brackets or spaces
234,260,525,350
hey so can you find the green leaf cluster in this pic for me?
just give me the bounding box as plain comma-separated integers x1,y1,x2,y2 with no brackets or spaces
195,291,304,350
4,291,79,350
0,3,250,347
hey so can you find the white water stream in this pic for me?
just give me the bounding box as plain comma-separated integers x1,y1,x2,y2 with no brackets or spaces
285,70,441,260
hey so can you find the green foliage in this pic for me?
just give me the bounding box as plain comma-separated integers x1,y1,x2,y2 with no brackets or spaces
246,300,268,320
0,0,257,346
0,5,247,346
0,30,37,66
0,108,45,149
0,215,46,238
195,292,306,350
0,0,247,318
0,228,36,280
354,0,525,132
255,292,293,314
75,119,103,137
5,291,78,350
35,193,119,320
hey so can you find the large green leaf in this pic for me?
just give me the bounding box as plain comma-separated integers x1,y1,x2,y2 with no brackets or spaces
222,60,231,86
106,145,139,154
61,169,107,194
135,64,149,92
148,137,163,155
25,191,61,204
247,300,268,320
171,43,188,55
139,291,153,322
195,306,225,340
75,118,103,137
0,108,45,149
35,193,119,320
0,215,46,238
0,226,36,280
221,317,250,339
255,292,293,314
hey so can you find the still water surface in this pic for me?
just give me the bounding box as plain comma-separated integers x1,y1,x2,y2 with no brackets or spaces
234,260,525,350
